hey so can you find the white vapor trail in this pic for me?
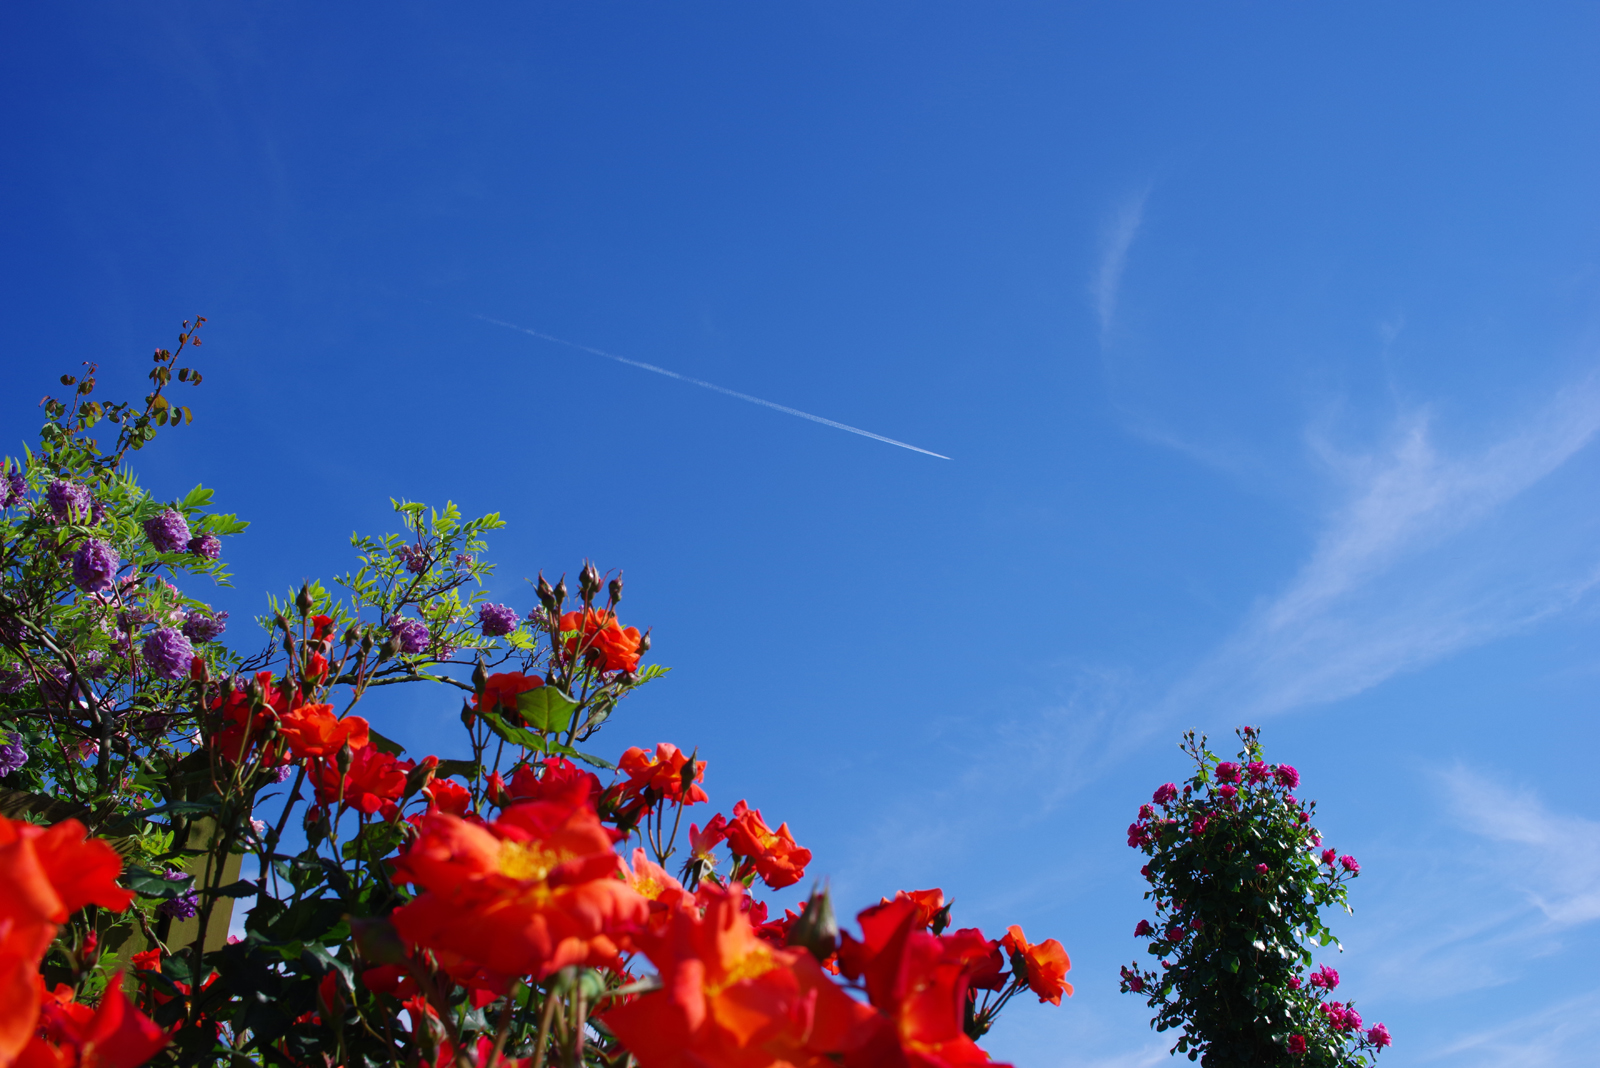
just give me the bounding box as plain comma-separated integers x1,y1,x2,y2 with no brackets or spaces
476,316,951,460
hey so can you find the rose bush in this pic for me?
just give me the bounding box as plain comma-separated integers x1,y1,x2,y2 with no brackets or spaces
0,325,1071,1067
1120,727,1391,1066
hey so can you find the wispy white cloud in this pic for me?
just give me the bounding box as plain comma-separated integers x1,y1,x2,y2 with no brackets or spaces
1166,374,1600,719
1425,988,1600,1068
1090,189,1150,344
1442,766,1600,925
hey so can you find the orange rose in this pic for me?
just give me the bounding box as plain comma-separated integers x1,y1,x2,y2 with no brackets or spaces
389,793,649,984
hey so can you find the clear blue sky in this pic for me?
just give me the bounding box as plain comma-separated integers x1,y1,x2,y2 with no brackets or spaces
5,4,1600,1065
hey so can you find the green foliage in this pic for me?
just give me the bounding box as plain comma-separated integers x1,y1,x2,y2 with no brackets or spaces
1121,728,1389,1067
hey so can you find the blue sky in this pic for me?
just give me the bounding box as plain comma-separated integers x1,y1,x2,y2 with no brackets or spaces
5,3,1600,1065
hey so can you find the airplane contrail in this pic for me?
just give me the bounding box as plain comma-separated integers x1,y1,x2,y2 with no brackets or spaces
475,315,951,460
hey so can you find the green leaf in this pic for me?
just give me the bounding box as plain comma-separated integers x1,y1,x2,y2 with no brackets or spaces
479,707,547,751
123,865,191,899
367,728,406,756
516,686,578,733
179,484,214,510
433,759,479,780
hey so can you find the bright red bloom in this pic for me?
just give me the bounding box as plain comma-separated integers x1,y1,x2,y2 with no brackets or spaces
129,950,160,974
617,744,708,807
507,757,602,807
21,979,168,1068
837,898,1011,1068
277,704,370,761
309,745,412,817
424,778,472,818
473,671,544,716
559,609,643,673
310,614,336,641
1000,925,1072,1005
0,816,134,1066
689,814,728,859
603,883,879,1068
211,672,294,765
359,964,419,1001
389,793,649,984
879,889,947,932
725,801,812,890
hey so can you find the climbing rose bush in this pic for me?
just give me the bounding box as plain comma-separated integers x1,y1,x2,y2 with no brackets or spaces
0,324,1071,1067
1120,727,1391,1066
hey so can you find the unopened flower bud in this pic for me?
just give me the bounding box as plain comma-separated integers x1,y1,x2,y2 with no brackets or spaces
787,887,839,963
359,628,375,654
403,755,440,799
378,634,400,661
472,658,489,694
343,626,360,646
274,612,290,634
608,576,623,605
295,583,313,617
337,742,354,778
536,573,556,609
638,629,651,654
553,576,568,605
460,701,476,729
579,561,601,601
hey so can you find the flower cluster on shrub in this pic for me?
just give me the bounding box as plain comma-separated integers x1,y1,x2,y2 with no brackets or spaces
0,325,1072,1067
1120,727,1391,1066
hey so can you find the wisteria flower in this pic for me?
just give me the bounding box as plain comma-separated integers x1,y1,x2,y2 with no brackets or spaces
187,533,221,559
477,602,519,637
47,479,91,520
386,615,430,654
71,538,119,593
142,508,191,553
181,610,228,643
1,462,25,507
143,626,195,679
0,733,27,777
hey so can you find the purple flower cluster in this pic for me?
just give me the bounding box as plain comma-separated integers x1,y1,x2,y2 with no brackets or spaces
396,545,429,573
386,615,430,654
0,733,27,777
1,463,26,507
0,665,23,695
477,602,519,637
187,533,221,559
71,538,119,593
142,508,191,553
47,479,91,521
142,627,195,679
181,610,228,643
156,871,199,920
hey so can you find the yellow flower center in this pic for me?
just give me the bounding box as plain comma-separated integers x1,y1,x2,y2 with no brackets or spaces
705,943,779,998
498,839,569,883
